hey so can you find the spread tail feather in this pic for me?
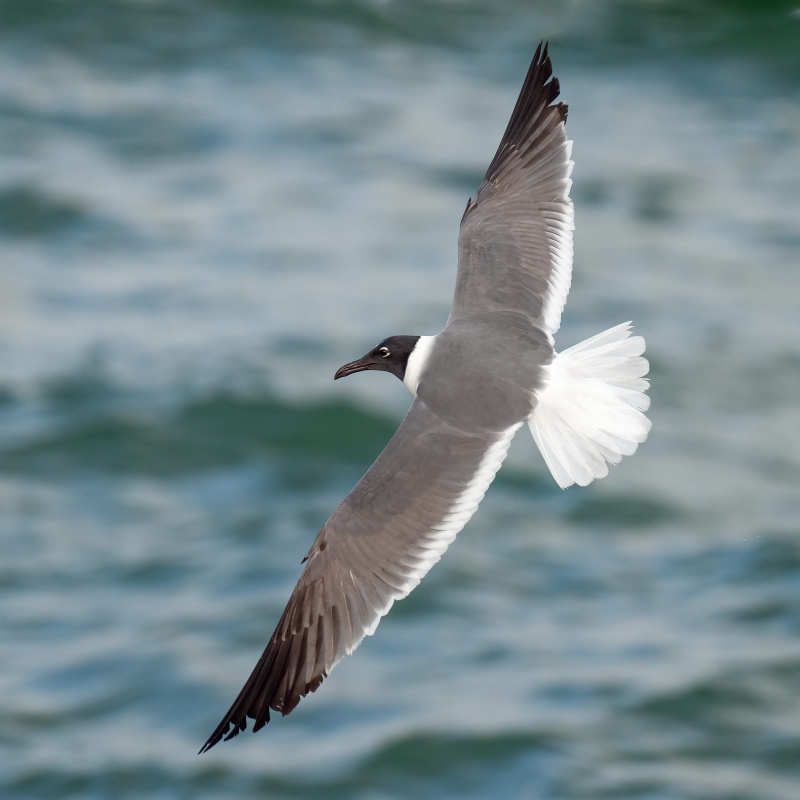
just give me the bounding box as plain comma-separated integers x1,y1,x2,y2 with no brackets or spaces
529,322,651,488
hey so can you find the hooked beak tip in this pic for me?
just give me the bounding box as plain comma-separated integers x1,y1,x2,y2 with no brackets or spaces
334,361,370,381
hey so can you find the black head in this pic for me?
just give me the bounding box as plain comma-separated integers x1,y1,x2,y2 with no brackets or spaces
334,335,420,382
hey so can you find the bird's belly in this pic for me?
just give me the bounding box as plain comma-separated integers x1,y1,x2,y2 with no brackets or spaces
416,317,552,433
418,370,536,433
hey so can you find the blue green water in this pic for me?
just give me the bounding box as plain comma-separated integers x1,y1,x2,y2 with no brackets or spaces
2,1,799,797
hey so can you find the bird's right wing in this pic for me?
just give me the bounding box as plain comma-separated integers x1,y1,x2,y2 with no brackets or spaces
200,399,519,752
452,42,574,337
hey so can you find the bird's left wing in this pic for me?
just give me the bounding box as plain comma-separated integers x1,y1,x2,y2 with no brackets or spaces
200,399,519,752
451,42,573,337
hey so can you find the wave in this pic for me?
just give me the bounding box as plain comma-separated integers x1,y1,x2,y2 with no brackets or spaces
0,388,398,478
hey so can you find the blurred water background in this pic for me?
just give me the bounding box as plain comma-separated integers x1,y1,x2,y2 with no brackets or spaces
2,1,800,797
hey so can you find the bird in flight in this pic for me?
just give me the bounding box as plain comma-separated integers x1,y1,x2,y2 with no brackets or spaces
200,42,650,753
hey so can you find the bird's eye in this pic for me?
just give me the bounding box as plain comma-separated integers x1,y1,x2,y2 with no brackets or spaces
379,347,390,358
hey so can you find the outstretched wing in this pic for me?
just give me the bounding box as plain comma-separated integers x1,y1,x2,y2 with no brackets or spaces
200,400,519,752
452,42,574,337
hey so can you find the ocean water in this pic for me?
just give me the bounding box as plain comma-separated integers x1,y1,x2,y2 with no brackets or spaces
2,1,799,797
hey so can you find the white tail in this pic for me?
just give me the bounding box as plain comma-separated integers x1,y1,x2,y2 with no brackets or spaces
529,323,651,488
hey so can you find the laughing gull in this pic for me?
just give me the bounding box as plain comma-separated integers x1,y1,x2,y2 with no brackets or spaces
200,42,650,753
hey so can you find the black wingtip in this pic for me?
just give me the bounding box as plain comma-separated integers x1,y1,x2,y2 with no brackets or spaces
198,727,224,754
198,715,251,754
474,39,566,192
198,736,218,755
198,716,243,754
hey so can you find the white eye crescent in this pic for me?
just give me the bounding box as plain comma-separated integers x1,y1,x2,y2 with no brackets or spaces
379,347,390,358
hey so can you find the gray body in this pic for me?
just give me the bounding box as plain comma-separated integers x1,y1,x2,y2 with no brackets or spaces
419,313,551,433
